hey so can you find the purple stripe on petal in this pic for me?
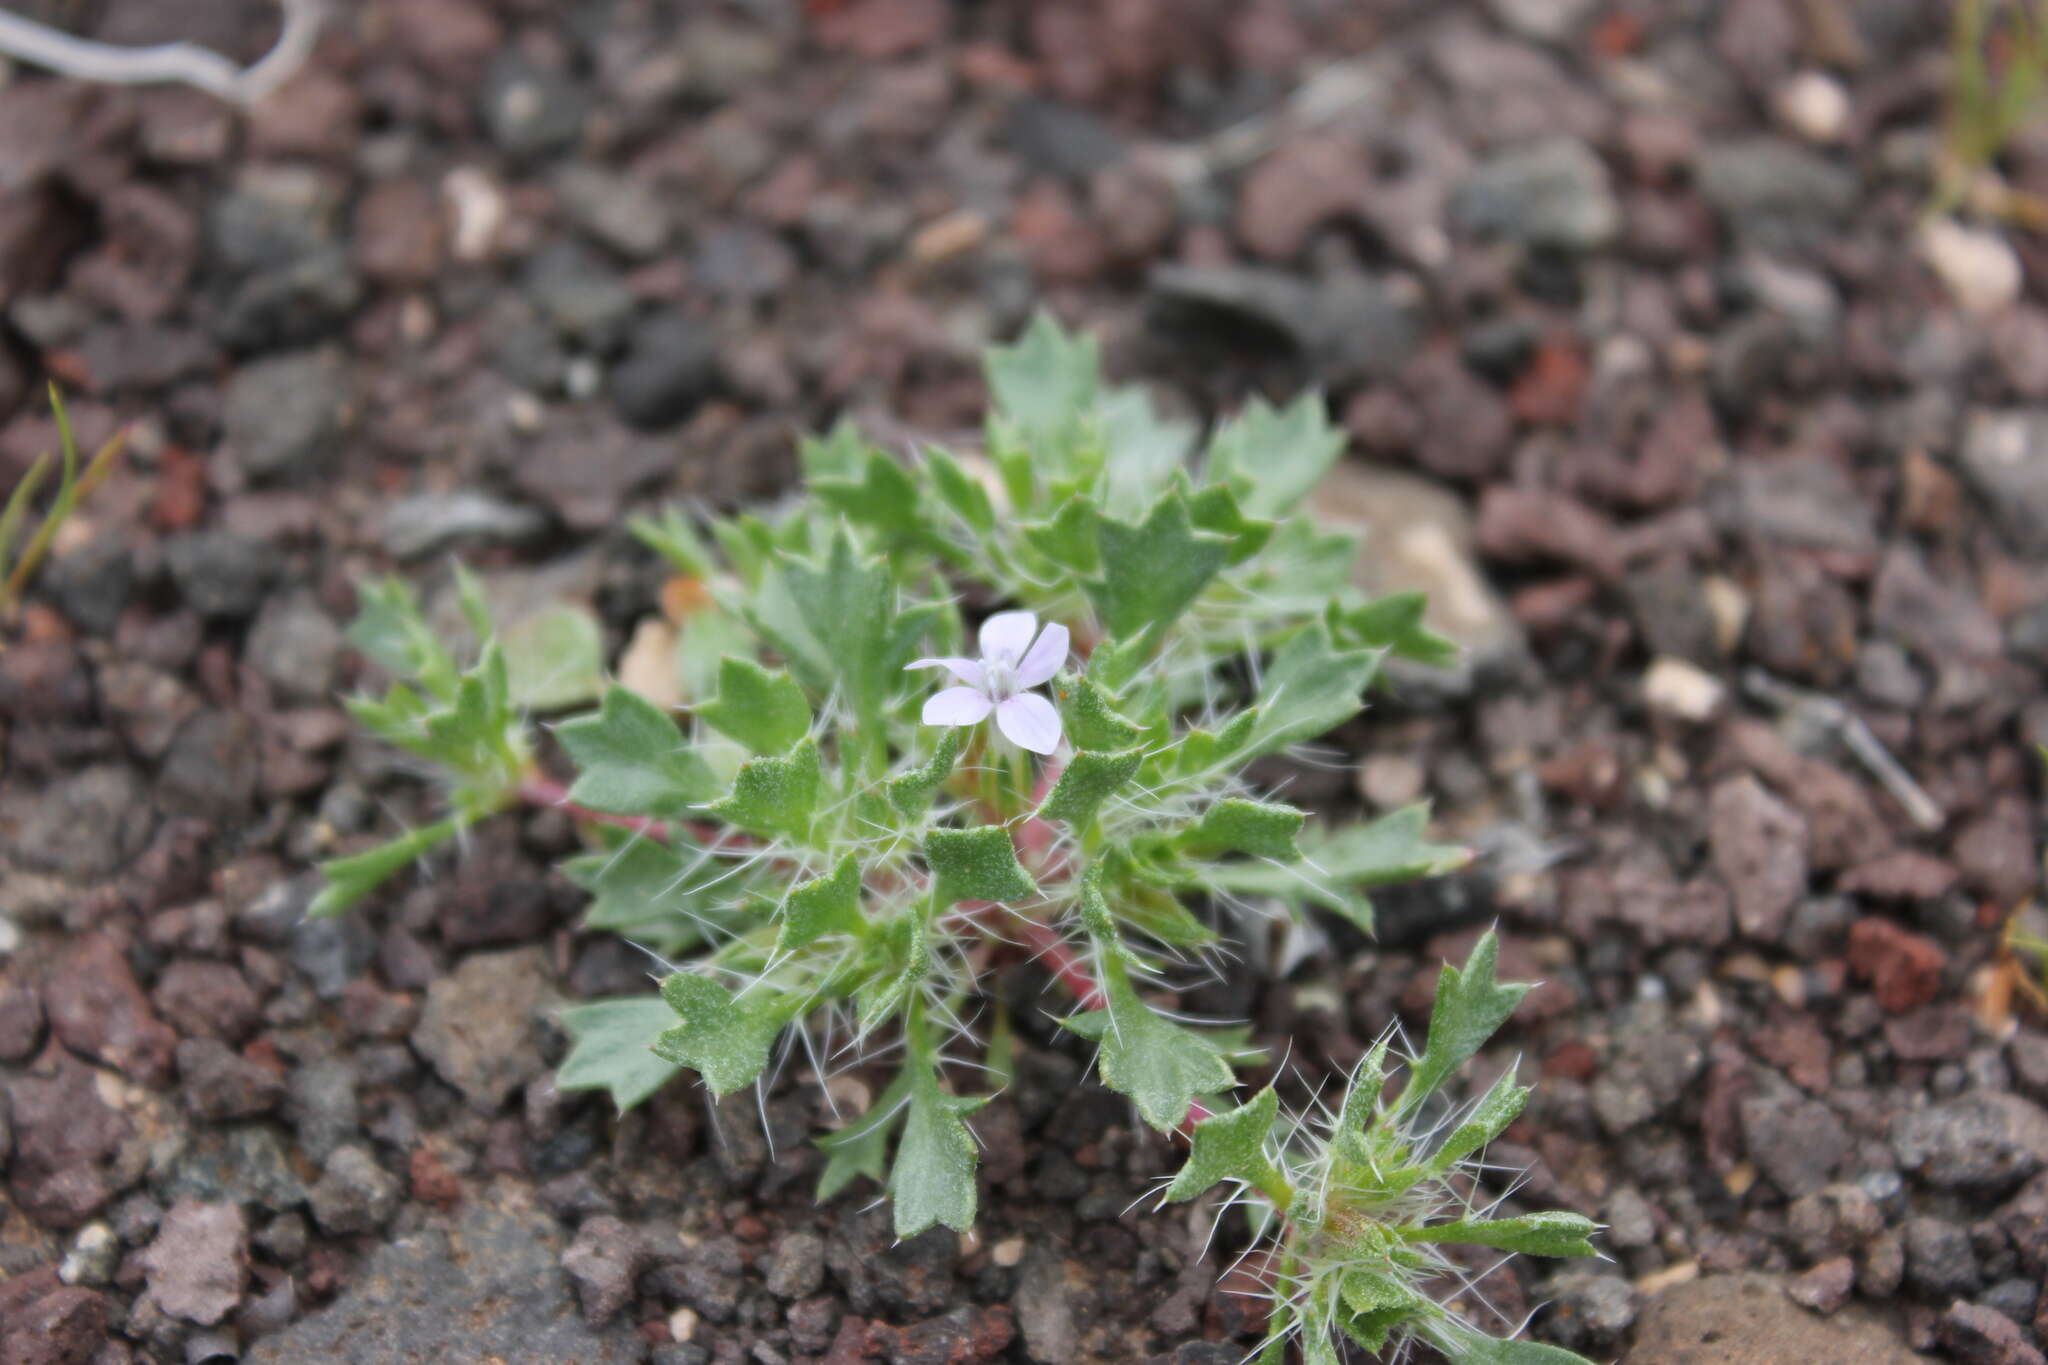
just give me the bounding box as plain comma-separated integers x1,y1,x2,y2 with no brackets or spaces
923,686,994,726
994,692,1062,754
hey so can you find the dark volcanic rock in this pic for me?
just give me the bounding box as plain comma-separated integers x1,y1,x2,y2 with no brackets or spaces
0,765,155,880
412,948,555,1112
46,934,178,1087
244,1184,643,1364
6,1052,133,1229
1893,1094,2048,1194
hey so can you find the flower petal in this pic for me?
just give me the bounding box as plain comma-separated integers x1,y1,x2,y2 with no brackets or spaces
922,686,994,727
904,656,986,688
1013,622,1069,688
994,692,1062,755
978,610,1038,665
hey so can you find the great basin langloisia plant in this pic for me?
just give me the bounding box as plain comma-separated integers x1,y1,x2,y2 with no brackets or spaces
317,317,1600,1363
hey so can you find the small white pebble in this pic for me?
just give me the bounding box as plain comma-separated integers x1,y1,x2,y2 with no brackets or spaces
443,166,508,262
1643,656,1725,722
59,1223,117,1286
1776,70,1850,144
0,915,17,957
1920,216,2023,316
1701,576,1749,655
669,1306,699,1342
990,1237,1026,1268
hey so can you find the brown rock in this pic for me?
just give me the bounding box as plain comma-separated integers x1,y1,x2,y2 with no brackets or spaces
1475,486,1624,581
1838,851,1959,902
1943,1301,2047,1365
1787,1256,1855,1314
138,1199,247,1327
1709,775,1810,942
1235,135,1368,261
1846,917,1946,1013
353,179,447,286
1884,1005,1973,1061
151,960,260,1044
1509,336,1589,426
814,0,947,58
0,983,44,1061
1011,178,1106,285
0,1266,109,1365
6,1052,132,1229
45,936,178,1087
1724,719,1888,871
1955,797,2040,907
1631,1272,1919,1365
385,0,503,79
247,68,362,161
1402,347,1514,482
176,1038,284,1121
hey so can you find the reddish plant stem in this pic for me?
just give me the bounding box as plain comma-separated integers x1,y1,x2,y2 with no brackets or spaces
517,775,741,849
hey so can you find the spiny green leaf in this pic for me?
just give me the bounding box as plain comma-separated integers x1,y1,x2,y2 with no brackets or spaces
1086,490,1231,639
1335,1038,1392,1147
856,913,928,1033
1185,482,1274,565
310,818,459,918
1175,799,1305,860
1424,1069,1530,1176
817,1069,912,1201
1204,391,1344,518
1039,747,1144,830
925,826,1036,908
926,449,996,533
1438,1331,1599,1365
501,603,605,711
1085,634,1149,693
1396,931,1531,1116
1064,961,1234,1133
1168,708,1260,777
776,855,865,953
1343,591,1460,670
708,738,822,841
1336,1267,1426,1352
1244,621,1380,757
888,728,963,815
1404,1211,1599,1260
347,577,459,698
779,534,926,731
892,1073,988,1238
562,835,733,951
1164,1087,1281,1202
556,685,719,818
816,449,958,561
1056,672,1142,750
556,997,683,1111
1097,385,1194,514
986,312,1099,438
798,418,868,481
629,505,717,578
698,657,811,755
652,974,785,1095
1020,497,1101,574
1191,805,1468,934
1338,1266,1426,1319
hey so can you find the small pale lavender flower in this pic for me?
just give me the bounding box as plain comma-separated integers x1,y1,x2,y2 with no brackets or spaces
906,610,1068,754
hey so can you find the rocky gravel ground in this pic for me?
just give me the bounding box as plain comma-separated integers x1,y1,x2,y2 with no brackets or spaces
1,0,2046,1361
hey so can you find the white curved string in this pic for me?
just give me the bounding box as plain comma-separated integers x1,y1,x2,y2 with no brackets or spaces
0,0,325,106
